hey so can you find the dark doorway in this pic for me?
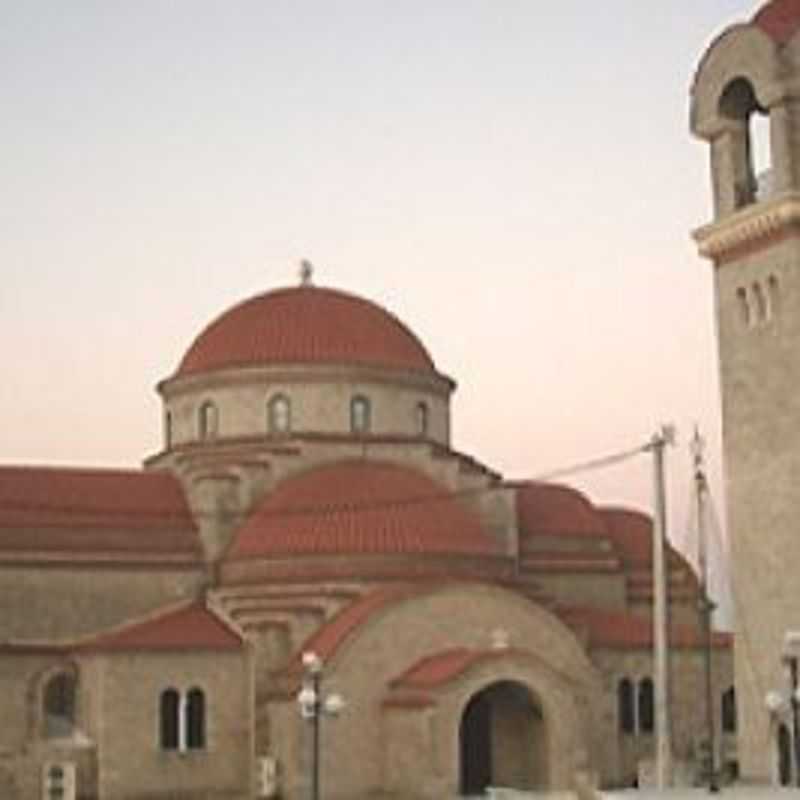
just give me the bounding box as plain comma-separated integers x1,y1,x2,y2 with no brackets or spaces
460,692,491,794
458,681,544,796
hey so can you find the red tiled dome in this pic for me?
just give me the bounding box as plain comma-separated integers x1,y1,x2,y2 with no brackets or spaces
754,0,800,43
175,286,436,377
516,482,606,538
227,460,499,559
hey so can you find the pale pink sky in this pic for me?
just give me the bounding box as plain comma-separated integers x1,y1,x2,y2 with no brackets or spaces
2,1,759,598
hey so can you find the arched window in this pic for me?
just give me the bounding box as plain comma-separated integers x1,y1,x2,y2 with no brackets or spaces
618,678,635,734
160,688,180,751
753,282,768,323
768,275,780,320
722,686,736,734
778,723,793,786
736,287,752,328
186,688,206,750
267,394,291,434
638,678,654,734
350,395,371,434
416,401,429,437
719,78,771,209
165,411,173,449
198,401,218,440
43,672,76,738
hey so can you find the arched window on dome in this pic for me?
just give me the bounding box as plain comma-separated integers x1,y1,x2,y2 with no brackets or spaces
164,411,173,449
638,678,654,734
350,395,371,434
267,394,291,435
198,401,218,440
416,401,429,438
43,671,77,739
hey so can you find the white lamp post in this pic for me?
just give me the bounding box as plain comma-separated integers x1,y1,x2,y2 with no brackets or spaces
296,651,344,800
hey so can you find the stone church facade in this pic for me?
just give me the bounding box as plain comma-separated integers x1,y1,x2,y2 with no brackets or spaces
692,0,800,786
1,278,733,799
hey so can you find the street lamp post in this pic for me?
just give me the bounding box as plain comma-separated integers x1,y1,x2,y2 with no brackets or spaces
297,651,344,800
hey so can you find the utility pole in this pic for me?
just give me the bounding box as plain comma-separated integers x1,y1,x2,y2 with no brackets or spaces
648,425,675,789
692,428,719,792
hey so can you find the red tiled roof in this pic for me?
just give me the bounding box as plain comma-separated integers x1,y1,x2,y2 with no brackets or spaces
558,605,732,651
599,507,653,567
754,0,800,44
76,602,243,652
0,466,201,558
516,482,607,539
287,584,432,671
175,286,436,378
227,461,500,560
391,648,483,689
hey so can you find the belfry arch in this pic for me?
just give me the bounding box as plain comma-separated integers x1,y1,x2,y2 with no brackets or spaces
458,680,547,796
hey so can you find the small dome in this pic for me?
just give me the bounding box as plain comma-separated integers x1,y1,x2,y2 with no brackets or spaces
516,482,606,539
227,460,499,560
753,0,800,43
175,286,436,378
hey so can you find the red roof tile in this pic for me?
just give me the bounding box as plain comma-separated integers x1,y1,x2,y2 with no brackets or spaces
558,605,732,651
0,466,200,558
516,482,607,539
599,507,653,567
754,0,800,44
175,286,437,378
76,602,243,652
287,584,432,671
227,461,500,560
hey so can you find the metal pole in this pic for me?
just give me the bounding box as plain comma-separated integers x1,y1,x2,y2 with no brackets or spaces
693,430,719,792
312,670,321,800
650,426,674,789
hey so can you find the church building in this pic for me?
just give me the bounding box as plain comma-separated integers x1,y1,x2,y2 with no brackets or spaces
1,272,732,799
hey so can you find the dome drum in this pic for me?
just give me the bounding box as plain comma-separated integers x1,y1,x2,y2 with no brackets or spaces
158,367,451,451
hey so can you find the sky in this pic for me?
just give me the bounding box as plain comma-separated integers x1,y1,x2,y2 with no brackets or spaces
2,1,763,604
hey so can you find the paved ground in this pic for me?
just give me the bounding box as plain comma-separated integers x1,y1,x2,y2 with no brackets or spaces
600,789,798,800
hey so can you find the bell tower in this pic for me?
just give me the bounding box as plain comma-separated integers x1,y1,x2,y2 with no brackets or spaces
692,0,800,782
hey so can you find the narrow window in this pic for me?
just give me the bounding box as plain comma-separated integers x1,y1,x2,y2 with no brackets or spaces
267,394,291,434
618,678,635,734
779,723,792,786
721,686,736,734
160,688,180,750
43,673,76,738
416,401,429,437
350,395,371,434
753,282,768,323
186,688,206,750
638,678,654,734
165,411,172,449
199,401,218,440
736,287,751,328
768,275,780,320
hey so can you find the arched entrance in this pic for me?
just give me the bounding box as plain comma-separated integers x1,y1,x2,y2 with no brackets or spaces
459,681,546,796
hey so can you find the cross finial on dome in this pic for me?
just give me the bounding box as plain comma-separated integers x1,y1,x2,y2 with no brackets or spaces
299,259,314,286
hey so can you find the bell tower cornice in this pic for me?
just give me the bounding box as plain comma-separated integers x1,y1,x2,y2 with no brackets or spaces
693,190,800,263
